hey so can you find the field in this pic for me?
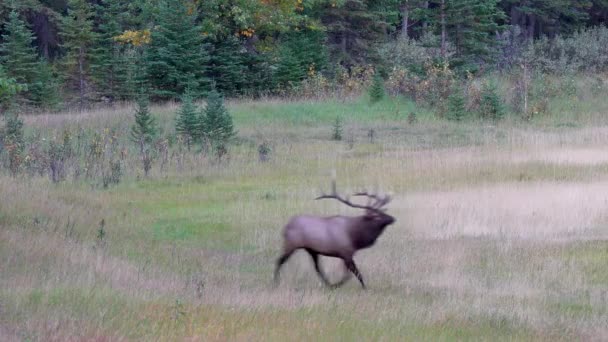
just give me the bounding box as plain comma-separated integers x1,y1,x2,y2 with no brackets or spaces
1,96,608,341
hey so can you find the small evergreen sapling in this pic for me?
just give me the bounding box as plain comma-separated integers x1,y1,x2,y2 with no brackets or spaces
332,115,343,141
369,73,385,104
479,82,505,120
446,89,466,121
130,95,157,176
201,89,236,155
175,91,199,151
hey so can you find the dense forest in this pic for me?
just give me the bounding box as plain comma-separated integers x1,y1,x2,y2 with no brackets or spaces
2,0,608,111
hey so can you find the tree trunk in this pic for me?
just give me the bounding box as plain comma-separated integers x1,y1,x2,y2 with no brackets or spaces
422,1,429,32
440,0,446,60
400,3,409,40
79,46,85,110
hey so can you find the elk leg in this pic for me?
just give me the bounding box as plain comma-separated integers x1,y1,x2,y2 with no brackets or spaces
330,261,353,289
305,249,332,287
274,249,295,285
345,259,366,289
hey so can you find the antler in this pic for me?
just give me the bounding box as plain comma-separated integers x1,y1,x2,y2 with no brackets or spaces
353,192,392,210
315,180,391,213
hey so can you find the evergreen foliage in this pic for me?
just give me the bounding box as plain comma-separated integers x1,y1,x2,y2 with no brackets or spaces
479,82,505,120
60,0,99,108
200,89,236,150
369,73,385,103
207,36,248,97
0,11,39,88
130,94,157,145
0,65,23,110
29,60,60,109
146,0,210,100
93,0,132,102
332,115,343,141
446,89,467,121
131,94,157,176
175,91,200,151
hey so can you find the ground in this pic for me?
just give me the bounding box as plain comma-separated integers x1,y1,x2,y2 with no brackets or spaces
1,97,607,340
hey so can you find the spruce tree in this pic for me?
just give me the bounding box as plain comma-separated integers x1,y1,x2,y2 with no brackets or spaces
446,89,467,121
479,82,505,120
207,36,247,97
0,65,23,110
93,0,131,102
29,60,60,110
0,11,39,87
146,0,210,99
369,73,385,104
131,94,157,176
175,91,200,151
201,89,236,150
61,0,99,109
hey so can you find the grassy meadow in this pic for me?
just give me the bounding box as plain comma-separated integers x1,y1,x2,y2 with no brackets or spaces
1,94,608,340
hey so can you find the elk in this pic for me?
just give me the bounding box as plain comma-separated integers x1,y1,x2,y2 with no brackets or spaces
274,181,395,289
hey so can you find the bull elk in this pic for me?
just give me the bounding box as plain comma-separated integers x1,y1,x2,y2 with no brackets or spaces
274,181,395,289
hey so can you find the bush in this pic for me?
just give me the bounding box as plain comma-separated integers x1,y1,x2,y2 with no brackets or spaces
332,116,343,141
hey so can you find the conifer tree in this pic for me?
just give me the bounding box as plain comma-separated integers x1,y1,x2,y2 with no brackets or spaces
479,82,505,120
207,36,247,97
146,0,210,99
0,11,39,88
0,65,23,110
175,91,200,151
446,88,466,121
201,89,236,150
369,73,386,104
61,0,99,109
93,0,131,102
29,60,60,110
131,94,157,176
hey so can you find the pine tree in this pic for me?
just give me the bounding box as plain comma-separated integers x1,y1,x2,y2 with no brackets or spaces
29,60,60,110
201,89,236,150
131,94,157,176
93,0,131,102
479,82,505,120
446,89,466,121
175,91,200,151
0,65,23,110
207,36,247,97
146,0,210,100
0,11,39,87
369,73,386,104
61,0,99,109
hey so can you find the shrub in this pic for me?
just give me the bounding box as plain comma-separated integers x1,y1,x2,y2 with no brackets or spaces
258,141,271,162
332,116,343,141
3,113,25,175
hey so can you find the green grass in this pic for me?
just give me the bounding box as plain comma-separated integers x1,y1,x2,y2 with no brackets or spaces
3,94,608,340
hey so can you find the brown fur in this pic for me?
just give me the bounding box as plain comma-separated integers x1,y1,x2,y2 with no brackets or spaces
274,186,395,289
